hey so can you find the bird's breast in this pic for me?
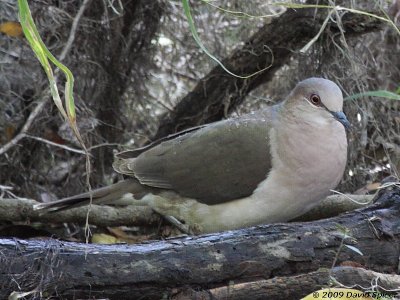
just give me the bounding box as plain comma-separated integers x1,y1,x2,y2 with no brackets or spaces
269,120,347,196
245,121,347,222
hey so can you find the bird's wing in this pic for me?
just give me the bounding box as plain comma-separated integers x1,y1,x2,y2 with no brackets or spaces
113,109,274,205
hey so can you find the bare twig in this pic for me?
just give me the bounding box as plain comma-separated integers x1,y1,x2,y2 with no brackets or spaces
59,0,92,61
0,98,48,156
24,134,87,155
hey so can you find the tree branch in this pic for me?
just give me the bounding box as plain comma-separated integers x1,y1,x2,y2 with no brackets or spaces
0,98,48,156
0,198,159,227
155,0,384,139
0,194,372,227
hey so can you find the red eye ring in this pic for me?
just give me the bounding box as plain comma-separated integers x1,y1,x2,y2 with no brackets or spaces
310,94,321,106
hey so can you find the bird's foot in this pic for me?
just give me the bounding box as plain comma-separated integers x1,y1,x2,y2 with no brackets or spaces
162,215,192,234
138,193,204,234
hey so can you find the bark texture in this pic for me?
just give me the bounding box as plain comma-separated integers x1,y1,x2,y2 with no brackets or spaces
1,187,399,299
0,194,372,228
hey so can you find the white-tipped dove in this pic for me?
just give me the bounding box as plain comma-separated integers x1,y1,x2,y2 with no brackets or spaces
35,78,350,233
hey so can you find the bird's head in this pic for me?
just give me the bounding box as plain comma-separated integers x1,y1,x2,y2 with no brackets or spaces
284,77,351,130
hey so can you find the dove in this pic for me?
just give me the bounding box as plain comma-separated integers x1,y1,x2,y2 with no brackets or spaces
35,78,350,233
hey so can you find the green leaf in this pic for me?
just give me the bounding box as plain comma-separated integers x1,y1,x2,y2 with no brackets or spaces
345,90,400,101
17,0,85,150
335,223,350,237
275,3,400,36
200,0,283,19
182,0,272,79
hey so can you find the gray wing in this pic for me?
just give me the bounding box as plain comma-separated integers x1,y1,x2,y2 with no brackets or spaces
113,109,274,205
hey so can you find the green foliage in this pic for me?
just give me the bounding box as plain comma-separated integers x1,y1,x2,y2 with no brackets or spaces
18,0,75,122
182,0,272,79
200,0,282,19
17,0,86,150
184,0,400,80
345,90,400,101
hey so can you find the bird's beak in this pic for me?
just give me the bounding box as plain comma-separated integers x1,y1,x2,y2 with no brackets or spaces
330,111,351,131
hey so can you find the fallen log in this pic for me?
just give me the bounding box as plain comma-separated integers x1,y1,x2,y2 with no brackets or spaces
1,186,399,299
173,267,400,300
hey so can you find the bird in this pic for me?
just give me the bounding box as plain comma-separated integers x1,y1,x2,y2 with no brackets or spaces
34,77,350,234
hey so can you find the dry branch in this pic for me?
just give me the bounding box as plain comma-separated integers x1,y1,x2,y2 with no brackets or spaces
0,194,372,227
0,198,159,228
0,98,48,156
0,187,399,299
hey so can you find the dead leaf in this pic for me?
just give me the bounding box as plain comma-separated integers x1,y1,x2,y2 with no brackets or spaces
339,261,366,269
107,227,152,244
5,125,16,142
0,21,23,38
91,233,119,244
354,182,380,195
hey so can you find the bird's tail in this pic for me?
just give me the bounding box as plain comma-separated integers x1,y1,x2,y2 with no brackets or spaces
33,178,145,212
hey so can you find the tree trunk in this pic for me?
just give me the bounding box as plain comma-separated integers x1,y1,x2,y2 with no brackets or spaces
91,0,164,179
1,187,399,299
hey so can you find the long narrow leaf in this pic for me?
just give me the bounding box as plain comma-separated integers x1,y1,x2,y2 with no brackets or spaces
18,0,68,119
276,3,400,36
200,0,283,19
345,90,400,101
182,0,272,79
18,0,85,149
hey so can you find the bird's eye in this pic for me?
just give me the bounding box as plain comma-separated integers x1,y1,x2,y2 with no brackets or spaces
310,94,321,106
